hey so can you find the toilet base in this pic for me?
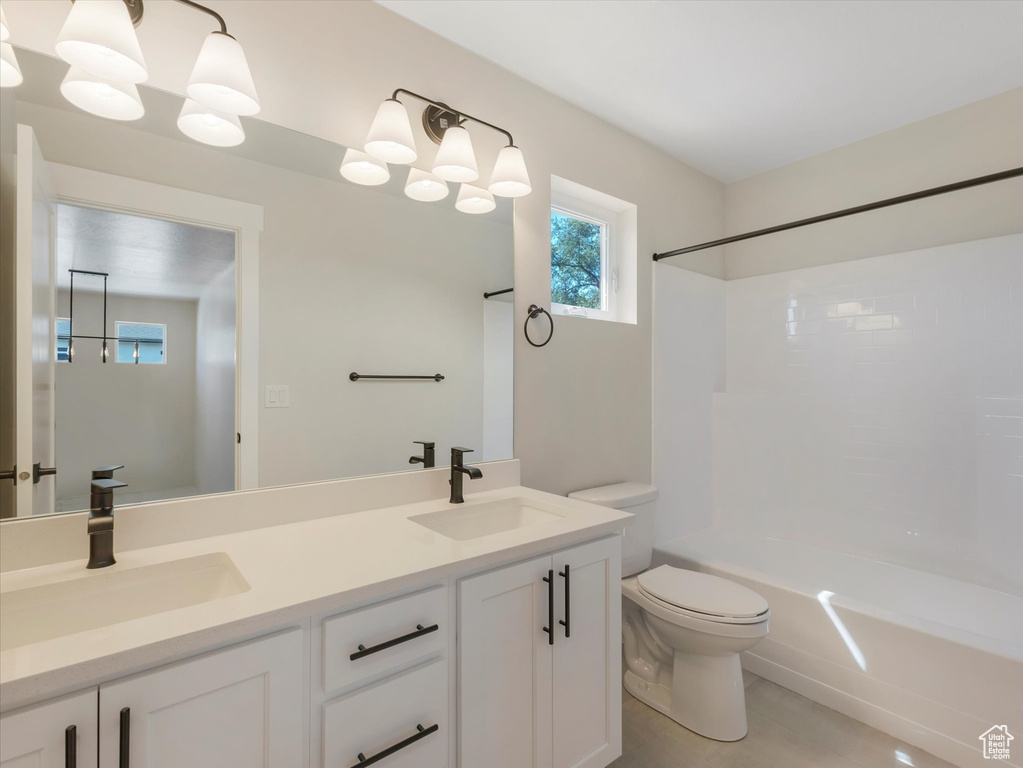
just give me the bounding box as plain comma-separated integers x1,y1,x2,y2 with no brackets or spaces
623,650,749,742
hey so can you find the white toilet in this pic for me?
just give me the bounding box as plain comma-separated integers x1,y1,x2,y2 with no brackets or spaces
568,482,770,742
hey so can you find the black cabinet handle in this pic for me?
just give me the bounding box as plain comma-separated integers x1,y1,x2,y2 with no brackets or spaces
65,725,76,768
119,707,130,768
352,723,438,767
350,623,439,661
559,564,571,638
542,569,554,645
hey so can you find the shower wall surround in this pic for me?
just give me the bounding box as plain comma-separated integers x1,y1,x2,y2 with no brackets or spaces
714,234,1023,592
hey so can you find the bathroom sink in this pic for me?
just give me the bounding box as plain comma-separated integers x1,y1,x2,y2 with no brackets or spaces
0,552,250,651
409,498,566,541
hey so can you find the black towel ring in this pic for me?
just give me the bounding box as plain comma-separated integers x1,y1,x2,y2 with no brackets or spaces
524,304,554,347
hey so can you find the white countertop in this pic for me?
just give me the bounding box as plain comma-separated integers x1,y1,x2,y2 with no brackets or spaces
0,486,630,711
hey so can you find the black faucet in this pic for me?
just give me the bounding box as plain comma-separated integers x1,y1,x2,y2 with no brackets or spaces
409,441,436,469
449,447,483,504
87,465,127,569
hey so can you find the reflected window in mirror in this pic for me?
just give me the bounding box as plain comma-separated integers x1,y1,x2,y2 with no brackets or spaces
115,321,166,364
56,317,71,362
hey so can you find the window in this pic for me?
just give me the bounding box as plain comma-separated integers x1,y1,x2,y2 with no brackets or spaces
550,176,637,324
115,321,166,364
56,318,71,362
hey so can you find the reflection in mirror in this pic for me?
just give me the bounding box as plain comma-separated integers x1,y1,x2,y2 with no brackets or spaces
0,48,514,520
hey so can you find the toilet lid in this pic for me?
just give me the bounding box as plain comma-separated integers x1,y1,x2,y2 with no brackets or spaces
637,566,769,619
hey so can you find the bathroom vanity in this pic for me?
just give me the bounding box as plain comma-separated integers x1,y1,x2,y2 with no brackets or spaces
0,471,629,768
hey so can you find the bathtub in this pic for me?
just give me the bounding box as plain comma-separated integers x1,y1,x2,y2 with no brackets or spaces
653,528,1023,768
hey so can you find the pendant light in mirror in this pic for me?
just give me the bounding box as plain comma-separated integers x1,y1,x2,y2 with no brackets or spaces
186,31,260,116
0,42,21,88
488,145,532,198
61,67,144,120
432,125,479,183
0,7,11,41
404,168,449,202
340,149,390,186
55,0,148,84
177,98,245,146
455,184,496,215
365,99,417,164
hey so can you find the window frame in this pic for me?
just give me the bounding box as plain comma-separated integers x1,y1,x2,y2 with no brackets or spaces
114,320,168,365
550,190,620,322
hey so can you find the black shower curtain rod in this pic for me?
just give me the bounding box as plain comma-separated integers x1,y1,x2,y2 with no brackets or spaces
652,167,1023,261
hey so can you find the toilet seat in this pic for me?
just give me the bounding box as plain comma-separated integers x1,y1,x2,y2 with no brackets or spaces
637,566,769,625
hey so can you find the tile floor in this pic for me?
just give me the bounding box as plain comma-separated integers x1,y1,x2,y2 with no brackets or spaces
610,671,956,768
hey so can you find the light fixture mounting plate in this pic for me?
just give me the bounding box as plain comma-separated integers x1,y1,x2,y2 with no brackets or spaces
422,103,462,146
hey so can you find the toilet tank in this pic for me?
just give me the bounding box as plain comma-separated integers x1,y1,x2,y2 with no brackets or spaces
568,482,658,578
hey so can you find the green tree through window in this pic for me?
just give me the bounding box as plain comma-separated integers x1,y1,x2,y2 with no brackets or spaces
551,211,603,309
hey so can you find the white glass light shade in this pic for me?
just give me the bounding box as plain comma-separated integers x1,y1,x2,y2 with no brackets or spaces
365,99,417,165
340,148,389,186
60,67,144,120
432,125,478,182
455,184,496,215
55,0,147,84
177,98,245,147
1,8,11,42
0,42,22,88
404,168,449,202
186,32,259,116
488,145,532,198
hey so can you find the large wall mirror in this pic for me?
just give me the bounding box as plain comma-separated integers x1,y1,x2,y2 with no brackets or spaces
0,48,514,520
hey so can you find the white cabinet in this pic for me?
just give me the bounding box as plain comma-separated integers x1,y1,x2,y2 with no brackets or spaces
458,536,621,768
98,629,304,768
0,690,98,768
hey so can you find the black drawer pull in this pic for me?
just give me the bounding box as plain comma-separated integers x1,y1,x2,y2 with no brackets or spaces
350,623,439,661
559,564,571,638
119,708,130,768
65,725,76,768
542,569,554,645
353,723,439,767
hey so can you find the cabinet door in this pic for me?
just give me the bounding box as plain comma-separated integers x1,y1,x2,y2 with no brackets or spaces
98,629,304,768
459,555,553,768
0,690,98,768
552,537,622,768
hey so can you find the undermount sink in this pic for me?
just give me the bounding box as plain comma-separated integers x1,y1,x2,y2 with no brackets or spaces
0,552,250,651
409,498,567,541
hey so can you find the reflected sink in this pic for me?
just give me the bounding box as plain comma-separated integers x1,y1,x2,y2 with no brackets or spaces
0,552,250,651
410,498,566,541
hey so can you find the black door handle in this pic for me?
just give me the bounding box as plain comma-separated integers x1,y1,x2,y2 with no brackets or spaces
0,465,15,483
65,724,76,768
542,569,554,645
559,564,571,638
352,723,438,767
119,707,130,768
33,462,56,484
350,623,439,661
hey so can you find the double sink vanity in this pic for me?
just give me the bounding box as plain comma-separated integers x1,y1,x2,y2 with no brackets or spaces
0,461,630,768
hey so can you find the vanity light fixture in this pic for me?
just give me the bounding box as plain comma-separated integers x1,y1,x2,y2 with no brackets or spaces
0,7,10,41
489,144,532,198
365,98,418,164
404,168,449,202
340,148,390,186
432,125,479,183
0,41,21,88
177,98,245,147
455,184,496,215
186,29,260,116
60,67,144,121
56,0,148,84
133,340,140,364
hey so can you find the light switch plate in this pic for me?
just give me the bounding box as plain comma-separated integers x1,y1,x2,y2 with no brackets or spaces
265,385,289,408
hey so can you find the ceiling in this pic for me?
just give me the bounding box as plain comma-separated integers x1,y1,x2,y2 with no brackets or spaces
377,0,1023,182
56,205,236,300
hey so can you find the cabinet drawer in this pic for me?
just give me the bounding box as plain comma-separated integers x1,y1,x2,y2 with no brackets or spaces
323,585,447,693
323,658,448,768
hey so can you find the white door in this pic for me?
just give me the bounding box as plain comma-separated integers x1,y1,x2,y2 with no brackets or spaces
552,537,622,768
0,689,98,768
98,629,304,768
14,125,56,517
459,555,554,768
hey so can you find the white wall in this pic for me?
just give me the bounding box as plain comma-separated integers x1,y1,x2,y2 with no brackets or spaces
54,291,198,507
716,235,1023,594
195,264,236,495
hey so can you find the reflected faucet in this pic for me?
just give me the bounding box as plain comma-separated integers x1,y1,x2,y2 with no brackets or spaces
409,441,436,469
449,447,482,504
87,465,127,569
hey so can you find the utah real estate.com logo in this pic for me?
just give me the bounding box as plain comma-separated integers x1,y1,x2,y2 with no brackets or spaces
979,725,1014,760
